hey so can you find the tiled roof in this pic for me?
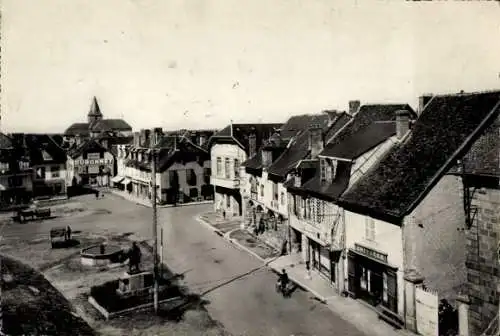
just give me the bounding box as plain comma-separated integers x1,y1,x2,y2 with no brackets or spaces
300,160,353,200
65,123,90,136
324,113,353,143
0,133,31,175
68,139,108,159
326,104,416,150
23,134,67,164
460,121,500,177
65,119,132,135
91,119,132,131
0,133,13,149
8,134,66,165
208,123,282,155
320,121,396,160
266,113,350,179
127,135,209,173
339,90,500,225
241,114,329,172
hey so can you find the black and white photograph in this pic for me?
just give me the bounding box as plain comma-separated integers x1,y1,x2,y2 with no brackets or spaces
0,1,500,335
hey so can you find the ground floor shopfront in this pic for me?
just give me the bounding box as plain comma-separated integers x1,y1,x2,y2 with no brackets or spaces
32,179,67,198
214,186,242,218
288,221,342,290
0,187,33,209
347,243,399,315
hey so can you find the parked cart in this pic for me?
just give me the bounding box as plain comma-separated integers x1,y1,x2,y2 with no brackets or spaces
12,202,51,223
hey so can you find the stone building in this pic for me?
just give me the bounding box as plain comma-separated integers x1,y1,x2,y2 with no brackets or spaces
339,90,500,331
208,123,282,218
456,110,500,335
64,96,133,146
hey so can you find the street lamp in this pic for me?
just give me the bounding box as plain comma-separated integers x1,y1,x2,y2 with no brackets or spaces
150,145,159,314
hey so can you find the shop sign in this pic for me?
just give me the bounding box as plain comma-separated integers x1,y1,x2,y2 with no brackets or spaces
87,153,101,160
354,243,388,263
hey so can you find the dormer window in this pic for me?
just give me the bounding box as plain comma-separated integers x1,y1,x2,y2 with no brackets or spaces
321,158,338,183
326,159,338,182
320,159,327,182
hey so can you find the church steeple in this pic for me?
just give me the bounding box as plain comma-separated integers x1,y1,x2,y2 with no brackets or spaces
87,96,103,124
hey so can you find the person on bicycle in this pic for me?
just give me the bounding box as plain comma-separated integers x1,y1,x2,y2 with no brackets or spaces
279,269,289,292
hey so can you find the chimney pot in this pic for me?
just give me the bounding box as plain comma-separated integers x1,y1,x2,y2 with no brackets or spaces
396,110,411,139
308,124,324,159
348,100,361,115
248,133,257,158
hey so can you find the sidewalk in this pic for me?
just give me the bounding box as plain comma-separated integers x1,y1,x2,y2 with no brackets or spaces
196,212,243,235
109,189,213,208
193,215,417,336
225,229,281,261
268,255,417,336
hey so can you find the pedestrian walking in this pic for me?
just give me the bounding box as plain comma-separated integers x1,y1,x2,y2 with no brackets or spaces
65,225,72,240
306,261,312,280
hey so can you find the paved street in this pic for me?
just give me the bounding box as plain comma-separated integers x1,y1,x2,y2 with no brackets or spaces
1,193,365,336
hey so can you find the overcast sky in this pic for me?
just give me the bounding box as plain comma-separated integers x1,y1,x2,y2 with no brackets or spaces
2,0,500,133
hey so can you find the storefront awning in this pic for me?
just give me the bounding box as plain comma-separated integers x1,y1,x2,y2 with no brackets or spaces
121,178,132,186
111,175,124,183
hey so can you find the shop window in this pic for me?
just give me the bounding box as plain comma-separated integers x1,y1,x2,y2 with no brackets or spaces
50,166,60,178
216,157,222,176
189,187,198,198
53,183,62,194
365,217,376,241
203,167,211,184
224,158,231,179
186,169,197,186
234,159,240,178
273,182,278,201
383,273,388,303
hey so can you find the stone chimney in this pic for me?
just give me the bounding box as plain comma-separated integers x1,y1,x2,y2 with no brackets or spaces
293,172,301,188
248,131,257,158
198,133,207,147
308,124,324,159
262,150,272,167
396,110,411,139
348,100,361,115
133,132,141,147
418,94,433,115
75,134,82,146
139,129,151,147
323,110,339,126
151,128,162,147
101,139,108,150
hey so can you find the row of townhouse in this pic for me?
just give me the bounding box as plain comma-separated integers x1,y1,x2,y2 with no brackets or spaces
112,128,215,205
0,132,68,208
207,90,500,336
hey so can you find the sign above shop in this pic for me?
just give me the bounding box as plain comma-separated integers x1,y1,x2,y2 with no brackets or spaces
354,243,388,263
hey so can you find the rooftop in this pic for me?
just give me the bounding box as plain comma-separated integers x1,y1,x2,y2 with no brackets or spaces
339,90,500,225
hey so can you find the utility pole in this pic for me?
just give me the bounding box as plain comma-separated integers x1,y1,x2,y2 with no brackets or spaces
151,142,159,314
